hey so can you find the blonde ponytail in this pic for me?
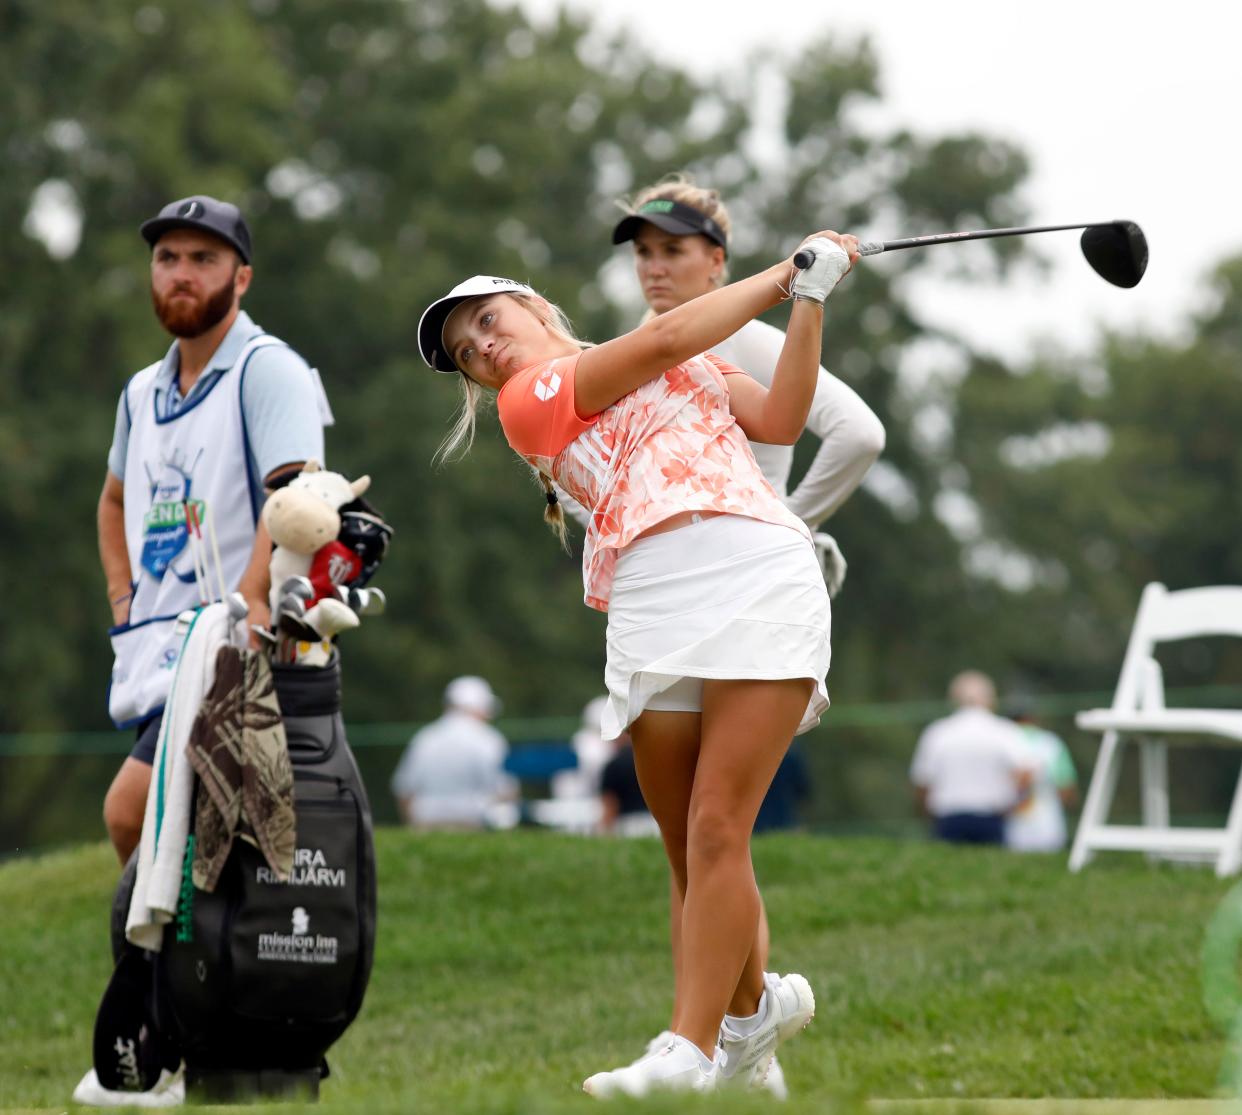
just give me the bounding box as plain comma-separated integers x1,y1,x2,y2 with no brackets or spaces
537,470,571,553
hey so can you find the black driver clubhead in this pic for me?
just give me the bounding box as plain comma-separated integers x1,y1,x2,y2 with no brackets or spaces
1080,221,1147,288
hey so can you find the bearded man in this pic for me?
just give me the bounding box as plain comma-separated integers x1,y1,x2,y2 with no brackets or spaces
97,195,332,864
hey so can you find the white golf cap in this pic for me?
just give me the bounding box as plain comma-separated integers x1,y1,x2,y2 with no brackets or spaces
444,675,500,717
418,275,537,373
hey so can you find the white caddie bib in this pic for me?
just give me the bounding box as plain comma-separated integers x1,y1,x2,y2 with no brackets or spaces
107,336,281,726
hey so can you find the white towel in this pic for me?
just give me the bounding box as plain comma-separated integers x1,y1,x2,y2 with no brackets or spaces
127,603,232,951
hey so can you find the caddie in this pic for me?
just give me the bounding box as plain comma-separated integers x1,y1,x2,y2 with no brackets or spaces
97,194,332,864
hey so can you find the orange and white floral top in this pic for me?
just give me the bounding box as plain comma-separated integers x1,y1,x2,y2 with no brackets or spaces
497,351,811,611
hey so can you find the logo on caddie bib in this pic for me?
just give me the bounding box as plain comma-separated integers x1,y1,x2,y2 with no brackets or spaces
140,449,204,580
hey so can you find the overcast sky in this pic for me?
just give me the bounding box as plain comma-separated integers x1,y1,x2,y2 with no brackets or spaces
502,0,1239,361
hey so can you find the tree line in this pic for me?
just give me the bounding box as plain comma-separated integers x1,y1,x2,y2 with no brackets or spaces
4,0,1237,764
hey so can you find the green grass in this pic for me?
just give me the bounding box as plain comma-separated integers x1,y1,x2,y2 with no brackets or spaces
0,832,1238,1113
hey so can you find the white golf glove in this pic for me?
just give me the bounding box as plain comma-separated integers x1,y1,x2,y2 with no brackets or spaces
812,531,847,598
791,237,851,304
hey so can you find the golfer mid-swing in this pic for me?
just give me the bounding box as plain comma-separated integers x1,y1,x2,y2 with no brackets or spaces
418,229,857,1095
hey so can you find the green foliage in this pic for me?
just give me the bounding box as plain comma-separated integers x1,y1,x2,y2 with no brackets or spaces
1,0,744,731
2,0,298,730
949,269,1242,704
691,34,1045,707
0,834,1231,1109
2,0,1237,775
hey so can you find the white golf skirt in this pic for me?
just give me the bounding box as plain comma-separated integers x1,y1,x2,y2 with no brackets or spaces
600,514,831,741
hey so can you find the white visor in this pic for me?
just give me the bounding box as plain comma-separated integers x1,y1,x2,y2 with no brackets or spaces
417,275,537,373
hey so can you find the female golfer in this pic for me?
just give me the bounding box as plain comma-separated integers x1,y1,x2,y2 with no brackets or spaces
418,231,857,1096
603,176,885,1096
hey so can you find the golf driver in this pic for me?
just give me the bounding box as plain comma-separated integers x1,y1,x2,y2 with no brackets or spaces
794,219,1148,288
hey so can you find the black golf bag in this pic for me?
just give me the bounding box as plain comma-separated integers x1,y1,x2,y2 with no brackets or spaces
105,652,376,1102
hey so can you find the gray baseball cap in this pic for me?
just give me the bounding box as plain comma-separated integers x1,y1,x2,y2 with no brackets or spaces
140,195,253,263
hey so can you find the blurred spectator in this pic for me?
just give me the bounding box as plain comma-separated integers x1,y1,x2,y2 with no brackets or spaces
551,695,612,802
753,742,812,833
390,676,514,831
599,733,659,837
1003,696,1079,853
910,670,1035,845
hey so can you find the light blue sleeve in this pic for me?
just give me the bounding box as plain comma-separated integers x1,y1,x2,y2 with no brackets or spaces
106,389,131,480
240,344,328,484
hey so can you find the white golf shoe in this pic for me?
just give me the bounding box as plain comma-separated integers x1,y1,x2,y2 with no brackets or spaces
71,1065,185,1107
637,1029,786,1095
761,1053,789,1099
582,1033,719,1098
717,972,814,1092
631,1029,675,1064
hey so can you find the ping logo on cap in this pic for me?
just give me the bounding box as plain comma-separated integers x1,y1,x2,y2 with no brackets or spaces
640,200,676,214
178,200,204,218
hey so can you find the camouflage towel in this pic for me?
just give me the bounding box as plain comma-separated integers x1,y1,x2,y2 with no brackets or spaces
187,645,295,891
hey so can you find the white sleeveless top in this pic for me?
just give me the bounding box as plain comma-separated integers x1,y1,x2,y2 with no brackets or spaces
108,336,281,727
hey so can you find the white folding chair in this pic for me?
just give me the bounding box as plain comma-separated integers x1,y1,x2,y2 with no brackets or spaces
1069,582,1242,876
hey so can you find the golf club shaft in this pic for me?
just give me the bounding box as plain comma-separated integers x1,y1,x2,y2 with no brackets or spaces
794,221,1108,269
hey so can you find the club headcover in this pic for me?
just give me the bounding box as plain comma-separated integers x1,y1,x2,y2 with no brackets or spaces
91,947,172,1092
337,500,393,588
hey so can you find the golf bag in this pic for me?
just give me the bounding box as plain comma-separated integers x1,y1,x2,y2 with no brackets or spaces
106,651,376,1102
